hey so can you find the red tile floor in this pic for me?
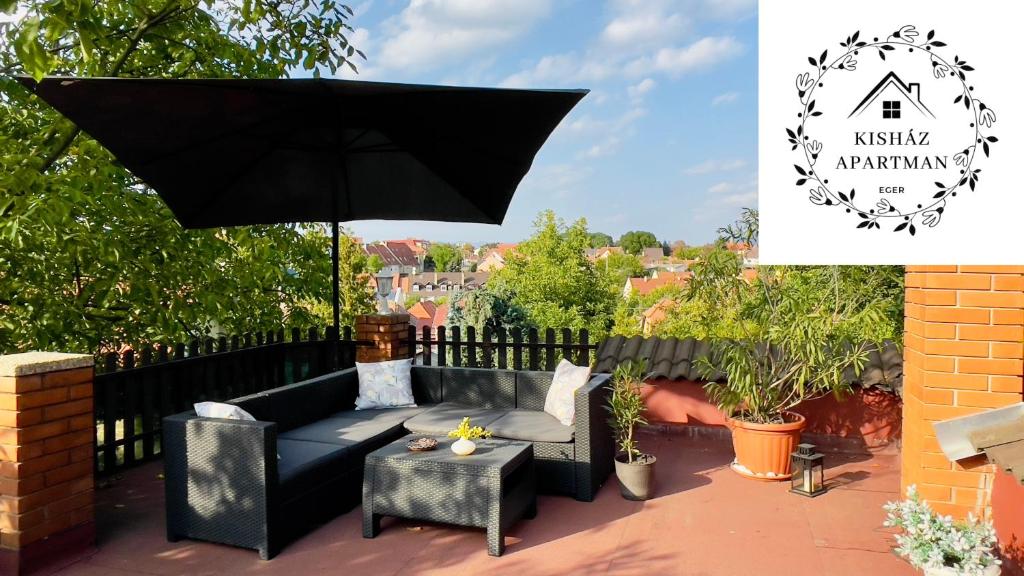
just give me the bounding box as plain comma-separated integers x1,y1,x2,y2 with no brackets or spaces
52,433,915,576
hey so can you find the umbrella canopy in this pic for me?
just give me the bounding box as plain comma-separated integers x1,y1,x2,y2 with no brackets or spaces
19,76,586,329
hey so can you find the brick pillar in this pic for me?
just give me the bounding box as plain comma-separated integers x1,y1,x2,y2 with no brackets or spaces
903,266,1024,519
356,314,411,363
0,352,95,575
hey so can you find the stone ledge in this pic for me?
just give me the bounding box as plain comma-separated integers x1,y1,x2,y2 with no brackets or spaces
0,353,93,378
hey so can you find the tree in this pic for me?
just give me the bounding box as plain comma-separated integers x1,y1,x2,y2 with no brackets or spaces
446,287,530,333
0,1,364,355
309,234,376,329
618,231,659,255
489,211,617,336
366,254,385,275
587,232,613,248
598,251,645,293
670,241,704,260
427,243,462,273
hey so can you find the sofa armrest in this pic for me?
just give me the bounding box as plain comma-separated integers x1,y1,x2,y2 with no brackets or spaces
163,412,280,557
573,373,614,501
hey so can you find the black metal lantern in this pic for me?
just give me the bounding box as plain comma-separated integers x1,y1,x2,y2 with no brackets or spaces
790,443,826,497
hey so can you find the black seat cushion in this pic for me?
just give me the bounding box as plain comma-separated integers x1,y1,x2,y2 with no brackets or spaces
402,402,506,436
488,410,574,443
276,439,351,497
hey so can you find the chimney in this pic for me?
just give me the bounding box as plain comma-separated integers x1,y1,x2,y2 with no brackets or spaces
909,83,920,102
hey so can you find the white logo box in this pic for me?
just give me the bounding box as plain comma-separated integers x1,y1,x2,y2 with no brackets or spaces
759,0,1023,264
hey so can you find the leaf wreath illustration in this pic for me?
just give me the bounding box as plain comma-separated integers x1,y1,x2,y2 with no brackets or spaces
788,25,997,235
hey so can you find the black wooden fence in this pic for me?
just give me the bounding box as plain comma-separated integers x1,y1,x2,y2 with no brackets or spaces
408,326,597,371
93,326,358,475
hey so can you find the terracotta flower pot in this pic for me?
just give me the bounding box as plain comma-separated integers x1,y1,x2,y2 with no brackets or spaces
726,411,806,481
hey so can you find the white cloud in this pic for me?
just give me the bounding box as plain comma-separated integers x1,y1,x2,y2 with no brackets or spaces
684,158,747,175
502,34,741,88
701,0,757,19
624,36,743,77
522,163,594,199
627,78,657,101
712,90,740,106
601,11,690,50
706,176,758,207
581,135,623,159
360,0,552,77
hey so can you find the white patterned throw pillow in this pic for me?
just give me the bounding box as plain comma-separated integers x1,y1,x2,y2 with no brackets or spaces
194,402,256,421
355,358,417,410
544,359,592,426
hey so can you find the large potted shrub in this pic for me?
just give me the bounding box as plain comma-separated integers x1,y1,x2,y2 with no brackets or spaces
607,360,656,500
689,215,886,479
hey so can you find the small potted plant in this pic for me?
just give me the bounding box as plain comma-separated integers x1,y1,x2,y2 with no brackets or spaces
884,485,1001,576
447,417,491,456
606,360,656,500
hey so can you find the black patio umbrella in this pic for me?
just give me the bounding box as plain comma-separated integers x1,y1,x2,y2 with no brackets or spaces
18,76,586,332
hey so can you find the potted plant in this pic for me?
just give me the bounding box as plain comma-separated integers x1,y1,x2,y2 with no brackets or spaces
884,486,1001,575
447,417,491,456
607,360,656,500
689,229,879,480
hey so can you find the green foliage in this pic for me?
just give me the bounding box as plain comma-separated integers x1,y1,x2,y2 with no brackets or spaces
618,230,659,255
366,254,385,275
597,251,645,293
718,207,759,247
446,287,530,333
0,1,364,355
489,211,617,337
587,232,613,248
670,240,706,260
427,242,462,272
690,213,891,424
606,360,648,462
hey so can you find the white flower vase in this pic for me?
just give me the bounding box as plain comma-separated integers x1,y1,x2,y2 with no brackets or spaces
451,438,476,456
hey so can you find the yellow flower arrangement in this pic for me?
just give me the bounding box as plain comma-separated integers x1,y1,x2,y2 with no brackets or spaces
447,417,492,441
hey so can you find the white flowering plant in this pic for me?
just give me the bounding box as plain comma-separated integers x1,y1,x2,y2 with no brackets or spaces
883,486,1001,575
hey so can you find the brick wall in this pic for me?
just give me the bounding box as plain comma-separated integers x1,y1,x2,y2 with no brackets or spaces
356,314,412,363
0,352,96,574
903,266,1024,519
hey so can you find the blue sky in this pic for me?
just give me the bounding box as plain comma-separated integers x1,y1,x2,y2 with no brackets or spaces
338,0,758,245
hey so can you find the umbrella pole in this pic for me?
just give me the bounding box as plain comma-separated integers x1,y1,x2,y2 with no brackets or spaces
332,220,340,336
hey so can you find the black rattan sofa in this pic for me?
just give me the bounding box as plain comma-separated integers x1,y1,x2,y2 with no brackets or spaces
162,365,613,559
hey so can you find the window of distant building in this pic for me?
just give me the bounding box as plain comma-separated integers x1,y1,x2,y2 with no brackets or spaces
882,100,901,119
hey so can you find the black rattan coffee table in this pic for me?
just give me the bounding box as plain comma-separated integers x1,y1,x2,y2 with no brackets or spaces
362,437,536,556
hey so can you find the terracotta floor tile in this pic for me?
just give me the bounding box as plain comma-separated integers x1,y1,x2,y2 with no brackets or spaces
52,435,915,576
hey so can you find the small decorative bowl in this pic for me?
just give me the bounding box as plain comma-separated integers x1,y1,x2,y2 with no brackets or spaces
406,437,438,452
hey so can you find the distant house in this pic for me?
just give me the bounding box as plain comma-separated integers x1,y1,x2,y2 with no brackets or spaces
640,298,676,336
743,246,759,268
365,241,422,275
585,246,623,262
640,247,665,269
478,243,517,272
400,271,490,301
622,270,692,298
410,300,449,340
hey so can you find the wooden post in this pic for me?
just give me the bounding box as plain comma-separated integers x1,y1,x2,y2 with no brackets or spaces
0,352,96,575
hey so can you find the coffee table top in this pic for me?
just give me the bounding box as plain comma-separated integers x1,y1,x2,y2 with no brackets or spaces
366,437,532,479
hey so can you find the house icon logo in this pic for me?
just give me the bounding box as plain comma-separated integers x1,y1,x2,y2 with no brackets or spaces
848,71,935,119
